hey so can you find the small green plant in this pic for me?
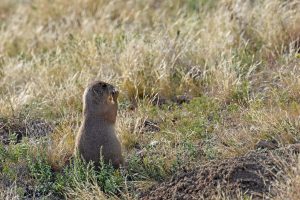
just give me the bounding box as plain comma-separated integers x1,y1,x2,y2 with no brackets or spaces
0,141,29,171
203,141,218,160
27,152,54,195
0,142,7,164
231,81,250,106
182,140,197,158
96,158,124,194
126,148,173,182
8,132,18,144
62,154,124,195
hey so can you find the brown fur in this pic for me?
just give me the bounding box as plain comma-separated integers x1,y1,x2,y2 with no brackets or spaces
74,81,123,168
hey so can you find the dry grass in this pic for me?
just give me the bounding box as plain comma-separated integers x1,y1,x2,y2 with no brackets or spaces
274,155,300,200
0,0,300,199
64,180,109,200
0,182,19,200
47,121,76,171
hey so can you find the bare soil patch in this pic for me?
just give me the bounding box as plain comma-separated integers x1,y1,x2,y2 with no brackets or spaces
0,118,54,144
141,144,300,200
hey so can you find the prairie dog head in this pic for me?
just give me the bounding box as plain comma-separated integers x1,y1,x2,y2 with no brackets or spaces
83,81,119,122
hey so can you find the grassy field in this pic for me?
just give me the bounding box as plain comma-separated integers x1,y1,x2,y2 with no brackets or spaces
0,0,300,199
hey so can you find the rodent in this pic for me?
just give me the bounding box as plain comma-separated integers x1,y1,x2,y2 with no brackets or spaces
74,81,123,168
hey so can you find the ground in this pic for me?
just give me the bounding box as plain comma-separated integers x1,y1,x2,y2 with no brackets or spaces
141,144,300,199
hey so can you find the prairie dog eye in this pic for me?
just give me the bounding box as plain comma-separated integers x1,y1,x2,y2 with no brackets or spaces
102,83,107,88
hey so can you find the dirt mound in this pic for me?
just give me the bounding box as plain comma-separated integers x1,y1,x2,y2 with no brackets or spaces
141,144,300,200
0,118,54,144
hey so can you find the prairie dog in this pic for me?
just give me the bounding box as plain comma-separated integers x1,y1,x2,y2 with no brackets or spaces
75,81,123,168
